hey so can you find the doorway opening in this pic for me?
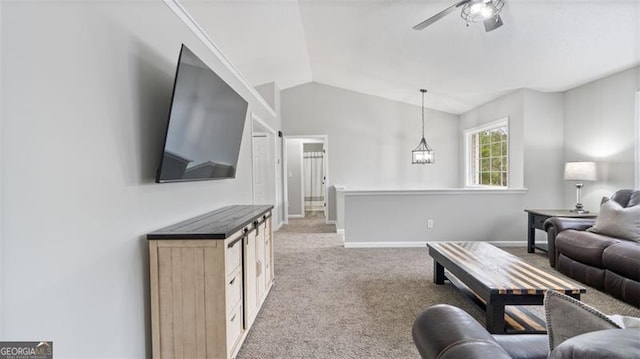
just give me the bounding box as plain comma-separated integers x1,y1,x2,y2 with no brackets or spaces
284,136,329,223
303,142,325,217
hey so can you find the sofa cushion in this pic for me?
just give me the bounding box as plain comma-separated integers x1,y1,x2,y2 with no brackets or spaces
602,241,640,281
544,290,621,351
548,329,640,359
604,270,640,307
587,199,640,241
556,230,620,267
557,254,605,289
493,334,549,359
609,189,634,207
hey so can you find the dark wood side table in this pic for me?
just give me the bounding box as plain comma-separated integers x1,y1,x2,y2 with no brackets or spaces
524,209,597,253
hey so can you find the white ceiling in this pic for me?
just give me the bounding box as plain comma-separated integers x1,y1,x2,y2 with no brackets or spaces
184,0,640,114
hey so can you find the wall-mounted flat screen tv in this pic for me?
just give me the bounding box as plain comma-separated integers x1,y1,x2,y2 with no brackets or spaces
156,44,249,183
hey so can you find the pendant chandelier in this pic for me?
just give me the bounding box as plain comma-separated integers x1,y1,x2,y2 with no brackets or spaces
412,89,435,164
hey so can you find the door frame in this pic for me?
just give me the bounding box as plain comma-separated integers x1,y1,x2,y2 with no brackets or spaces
283,135,330,223
251,113,279,225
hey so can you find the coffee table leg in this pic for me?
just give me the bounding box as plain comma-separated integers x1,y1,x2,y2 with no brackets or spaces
486,300,506,334
433,261,445,284
527,213,535,253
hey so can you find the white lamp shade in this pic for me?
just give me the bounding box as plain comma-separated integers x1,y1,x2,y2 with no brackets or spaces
564,161,597,181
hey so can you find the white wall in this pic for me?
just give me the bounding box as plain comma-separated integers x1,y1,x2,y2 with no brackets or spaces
255,82,279,115
344,189,527,247
0,0,4,338
1,1,277,357
340,73,634,247
285,138,304,217
563,66,639,210
344,89,564,247
459,90,525,189
522,89,566,209
459,89,565,207
282,84,566,246
335,186,345,231
282,82,460,189
455,89,565,247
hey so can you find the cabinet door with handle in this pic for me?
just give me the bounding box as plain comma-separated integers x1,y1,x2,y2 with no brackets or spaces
243,227,257,329
255,220,266,303
265,216,273,287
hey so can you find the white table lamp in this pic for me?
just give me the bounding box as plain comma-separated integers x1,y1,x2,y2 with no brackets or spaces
564,161,597,213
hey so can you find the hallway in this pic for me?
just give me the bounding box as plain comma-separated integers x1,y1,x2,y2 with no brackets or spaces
278,211,336,233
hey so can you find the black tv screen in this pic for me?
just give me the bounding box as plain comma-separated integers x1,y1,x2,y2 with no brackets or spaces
156,44,249,182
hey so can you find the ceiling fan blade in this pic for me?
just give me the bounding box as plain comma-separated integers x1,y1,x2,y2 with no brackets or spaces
483,14,504,32
413,0,471,31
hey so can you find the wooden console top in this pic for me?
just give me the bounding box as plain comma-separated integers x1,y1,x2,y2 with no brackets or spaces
147,205,273,240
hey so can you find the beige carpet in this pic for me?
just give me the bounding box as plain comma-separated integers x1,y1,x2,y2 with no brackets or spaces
277,211,337,233
237,225,640,359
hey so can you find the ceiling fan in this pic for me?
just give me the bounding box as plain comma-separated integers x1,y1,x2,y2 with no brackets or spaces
413,0,505,32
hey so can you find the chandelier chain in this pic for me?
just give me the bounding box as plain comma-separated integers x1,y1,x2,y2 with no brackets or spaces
421,89,426,138
421,91,425,137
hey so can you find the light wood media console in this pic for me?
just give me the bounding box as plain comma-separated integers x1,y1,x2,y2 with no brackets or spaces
147,205,274,359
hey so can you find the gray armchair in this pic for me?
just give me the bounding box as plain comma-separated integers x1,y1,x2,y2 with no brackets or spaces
413,304,640,359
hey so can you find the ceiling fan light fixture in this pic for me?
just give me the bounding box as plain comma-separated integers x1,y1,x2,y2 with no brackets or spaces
468,3,487,16
480,6,494,18
483,14,503,31
412,0,506,32
461,0,504,23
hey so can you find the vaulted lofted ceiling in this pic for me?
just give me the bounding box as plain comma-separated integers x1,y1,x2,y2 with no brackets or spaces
183,0,640,114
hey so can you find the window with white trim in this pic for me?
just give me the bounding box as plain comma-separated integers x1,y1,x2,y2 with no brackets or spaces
465,118,509,187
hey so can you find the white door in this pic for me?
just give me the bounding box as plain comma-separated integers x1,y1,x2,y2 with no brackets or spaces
283,137,330,222
253,134,269,204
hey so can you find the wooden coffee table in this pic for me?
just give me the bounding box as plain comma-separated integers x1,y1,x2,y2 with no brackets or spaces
427,241,586,334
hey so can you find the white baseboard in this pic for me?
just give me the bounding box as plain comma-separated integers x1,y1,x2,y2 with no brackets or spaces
276,221,285,231
489,241,527,247
326,220,337,225
288,214,304,219
343,241,527,249
336,228,345,235
344,241,428,248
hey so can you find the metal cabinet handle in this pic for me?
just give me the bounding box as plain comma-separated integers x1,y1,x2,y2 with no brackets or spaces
254,221,260,235
227,236,242,248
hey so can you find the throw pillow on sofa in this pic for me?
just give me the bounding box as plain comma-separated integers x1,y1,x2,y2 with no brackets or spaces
608,314,640,328
544,290,622,351
549,328,640,359
586,198,640,241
